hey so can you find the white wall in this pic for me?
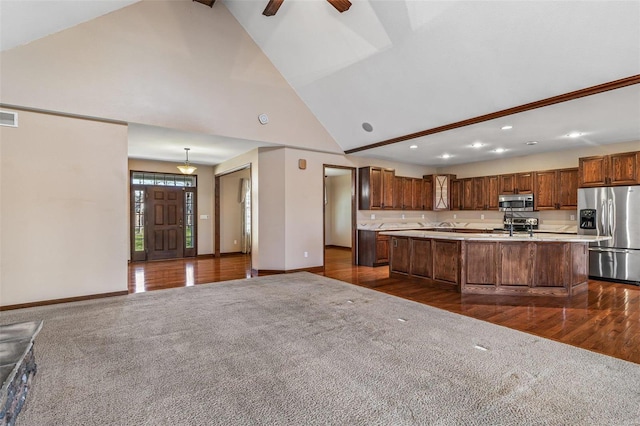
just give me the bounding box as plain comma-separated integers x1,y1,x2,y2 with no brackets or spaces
0,0,342,155
325,173,352,248
220,168,250,253
128,158,214,256
0,109,128,306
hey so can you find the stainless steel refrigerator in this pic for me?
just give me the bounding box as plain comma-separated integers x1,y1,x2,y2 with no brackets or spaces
577,185,640,285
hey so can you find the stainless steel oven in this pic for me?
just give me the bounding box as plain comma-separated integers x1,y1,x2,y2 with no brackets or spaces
498,194,534,212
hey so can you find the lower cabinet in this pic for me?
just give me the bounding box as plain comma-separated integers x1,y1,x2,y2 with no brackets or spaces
357,230,390,266
388,236,589,297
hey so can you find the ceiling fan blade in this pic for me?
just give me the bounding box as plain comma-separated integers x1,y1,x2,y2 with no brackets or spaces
327,0,352,13
193,0,215,7
263,0,284,16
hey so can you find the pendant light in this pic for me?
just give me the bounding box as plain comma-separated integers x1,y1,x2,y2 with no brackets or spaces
177,148,197,175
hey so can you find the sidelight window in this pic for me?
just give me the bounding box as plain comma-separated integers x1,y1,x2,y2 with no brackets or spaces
185,191,195,249
133,190,145,252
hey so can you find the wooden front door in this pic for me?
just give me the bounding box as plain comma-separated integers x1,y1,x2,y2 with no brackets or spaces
148,187,184,260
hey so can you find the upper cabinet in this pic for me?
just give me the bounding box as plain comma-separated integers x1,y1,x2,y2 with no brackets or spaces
358,167,394,209
485,175,500,210
359,167,438,210
499,172,534,194
535,168,578,210
579,151,640,187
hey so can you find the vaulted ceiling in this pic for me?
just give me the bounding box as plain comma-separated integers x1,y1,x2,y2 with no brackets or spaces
1,0,639,166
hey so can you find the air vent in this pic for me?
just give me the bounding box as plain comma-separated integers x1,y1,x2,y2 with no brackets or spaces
0,111,18,127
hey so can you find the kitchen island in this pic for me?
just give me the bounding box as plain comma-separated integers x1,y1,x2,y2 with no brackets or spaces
382,230,610,297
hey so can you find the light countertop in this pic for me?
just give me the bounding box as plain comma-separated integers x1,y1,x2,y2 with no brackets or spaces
379,230,610,243
358,222,577,234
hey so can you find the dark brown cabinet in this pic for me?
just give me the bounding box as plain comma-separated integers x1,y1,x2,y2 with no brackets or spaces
450,179,462,210
392,176,403,209
423,175,433,211
357,230,390,266
535,168,578,210
557,168,579,209
485,175,499,210
390,237,410,274
360,167,437,211
499,173,534,194
358,167,394,209
472,177,485,210
462,178,474,210
410,239,432,278
578,151,640,187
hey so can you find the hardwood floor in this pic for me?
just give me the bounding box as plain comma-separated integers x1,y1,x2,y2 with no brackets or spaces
128,248,640,365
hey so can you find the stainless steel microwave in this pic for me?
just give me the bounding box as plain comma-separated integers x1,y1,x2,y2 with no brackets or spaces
498,194,534,211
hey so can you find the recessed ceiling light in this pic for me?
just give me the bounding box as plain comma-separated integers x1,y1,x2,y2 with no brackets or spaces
441,153,451,159
470,142,484,148
362,122,373,132
409,144,418,149
525,141,538,145
501,125,513,130
494,148,506,153
567,132,582,138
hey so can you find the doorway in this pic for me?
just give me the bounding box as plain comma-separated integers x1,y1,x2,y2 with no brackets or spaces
214,165,252,268
323,165,356,268
130,171,198,261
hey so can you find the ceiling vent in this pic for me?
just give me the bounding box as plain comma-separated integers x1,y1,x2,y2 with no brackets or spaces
0,111,18,127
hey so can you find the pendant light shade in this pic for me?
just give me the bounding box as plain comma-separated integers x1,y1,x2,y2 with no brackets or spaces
177,148,197,175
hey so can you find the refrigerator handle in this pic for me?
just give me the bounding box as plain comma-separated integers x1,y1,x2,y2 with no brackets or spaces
600,200,606,237
608,198,615,237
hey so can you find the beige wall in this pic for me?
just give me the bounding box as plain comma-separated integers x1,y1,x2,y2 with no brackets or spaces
220,168,251,253
0,109,128,306
437,140,640,178
0,0,342,155
127,158,214,256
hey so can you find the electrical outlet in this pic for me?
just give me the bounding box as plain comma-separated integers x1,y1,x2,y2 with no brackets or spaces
570,214,575,221
371,214,375,220
453,214,457,219
304,251,308,258
421,214,425,219
401,214,405,219
234,240,237,245
481,214,484,220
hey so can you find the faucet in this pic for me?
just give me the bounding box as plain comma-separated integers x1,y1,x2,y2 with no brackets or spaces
507,207,514,237
528,221,534,237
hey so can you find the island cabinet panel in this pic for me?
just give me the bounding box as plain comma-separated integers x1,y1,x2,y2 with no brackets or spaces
357,230,389,266
390,237,410,274
499,242,534,286
433,240,460,284
534,243,569,287
465,242,497,285
410,239,432,278
571,243,589,288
